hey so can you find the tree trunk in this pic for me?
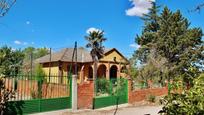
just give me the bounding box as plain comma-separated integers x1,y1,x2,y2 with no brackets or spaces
93,59,98,97
93,61,97,81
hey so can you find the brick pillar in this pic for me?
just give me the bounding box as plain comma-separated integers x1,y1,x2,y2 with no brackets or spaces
128,78,132,103
77,81,94,109
72,75,78,111
117,65,121,79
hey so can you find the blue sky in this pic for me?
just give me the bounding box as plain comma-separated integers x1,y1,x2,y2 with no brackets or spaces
0,0,204,58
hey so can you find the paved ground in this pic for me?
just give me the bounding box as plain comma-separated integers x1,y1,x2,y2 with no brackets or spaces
32,104,162,115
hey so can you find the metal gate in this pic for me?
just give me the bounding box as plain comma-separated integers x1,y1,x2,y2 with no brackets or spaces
93,78,128,109
4,75,71,114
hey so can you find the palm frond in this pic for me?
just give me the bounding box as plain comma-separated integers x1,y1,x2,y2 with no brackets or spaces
84,29,107,60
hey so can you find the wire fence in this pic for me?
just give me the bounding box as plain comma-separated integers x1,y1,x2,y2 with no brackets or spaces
3,75,71,101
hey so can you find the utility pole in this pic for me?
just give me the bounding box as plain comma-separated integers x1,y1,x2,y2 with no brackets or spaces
75,42,77,75
30,51,33,77
49,48,51,82
72,41,78,112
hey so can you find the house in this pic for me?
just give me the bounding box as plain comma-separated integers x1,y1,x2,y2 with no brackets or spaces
37,47,129,83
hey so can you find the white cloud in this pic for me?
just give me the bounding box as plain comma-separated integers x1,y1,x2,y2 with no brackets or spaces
14,40,21,45
126,0,155,17
26,21,30,25
31,42,35,45
86,27,102,34
23,42,28,45
14,40,30,45
129,43,141,49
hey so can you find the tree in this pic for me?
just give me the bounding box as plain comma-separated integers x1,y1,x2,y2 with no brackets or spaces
35,48,49,58
0,46,21,114
189,3,204,13
160,74,204,114
22,47,49,74
133,2,160,64
137,55,168,87
0,0,16,17
23,47,49,60
85,30,107,80
0,46,24,76
0,1,16,114
0,77,15,115
133,5,204,85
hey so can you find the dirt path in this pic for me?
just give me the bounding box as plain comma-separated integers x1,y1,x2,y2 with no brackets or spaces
62,106,162,115
32,104,162,115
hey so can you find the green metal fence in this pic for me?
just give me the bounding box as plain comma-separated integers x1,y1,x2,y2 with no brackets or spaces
93,78,128,109
3,75,71,114
132,81,166,91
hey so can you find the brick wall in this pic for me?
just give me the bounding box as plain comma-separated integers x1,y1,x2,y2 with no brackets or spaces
128,79,168,104
77,81,94,109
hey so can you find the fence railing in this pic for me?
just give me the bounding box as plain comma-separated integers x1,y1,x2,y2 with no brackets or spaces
131,81,166,91
3,75,70,101
95,78,127,97
93,78,128,109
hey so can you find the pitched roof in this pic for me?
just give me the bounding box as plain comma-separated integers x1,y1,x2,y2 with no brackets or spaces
36,48,128,63
37,48,93,63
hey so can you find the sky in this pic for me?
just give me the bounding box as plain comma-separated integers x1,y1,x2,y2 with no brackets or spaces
0,0,204,58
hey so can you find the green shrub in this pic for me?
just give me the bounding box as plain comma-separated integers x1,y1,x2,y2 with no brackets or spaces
113,78,126,96
159,74,204,114
96,78,110,95
147,94,156,103
34,64,46,98
0,77,15,115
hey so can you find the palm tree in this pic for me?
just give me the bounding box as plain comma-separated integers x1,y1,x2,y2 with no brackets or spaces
85,30,107,81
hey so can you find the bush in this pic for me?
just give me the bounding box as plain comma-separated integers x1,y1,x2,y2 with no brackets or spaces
0,77,15,115
96,78,110,95
147,94,156,103
34,64,46,98
159,74,204,114
112,78,127,96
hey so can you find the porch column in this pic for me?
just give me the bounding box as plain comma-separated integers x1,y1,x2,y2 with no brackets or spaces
117,65,121,79
106,62,110,80
117,63,121,78
80,65,85,83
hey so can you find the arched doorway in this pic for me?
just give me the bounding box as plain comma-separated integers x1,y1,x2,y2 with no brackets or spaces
110,65,118,79
88,66,93,79
97,64,106,78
